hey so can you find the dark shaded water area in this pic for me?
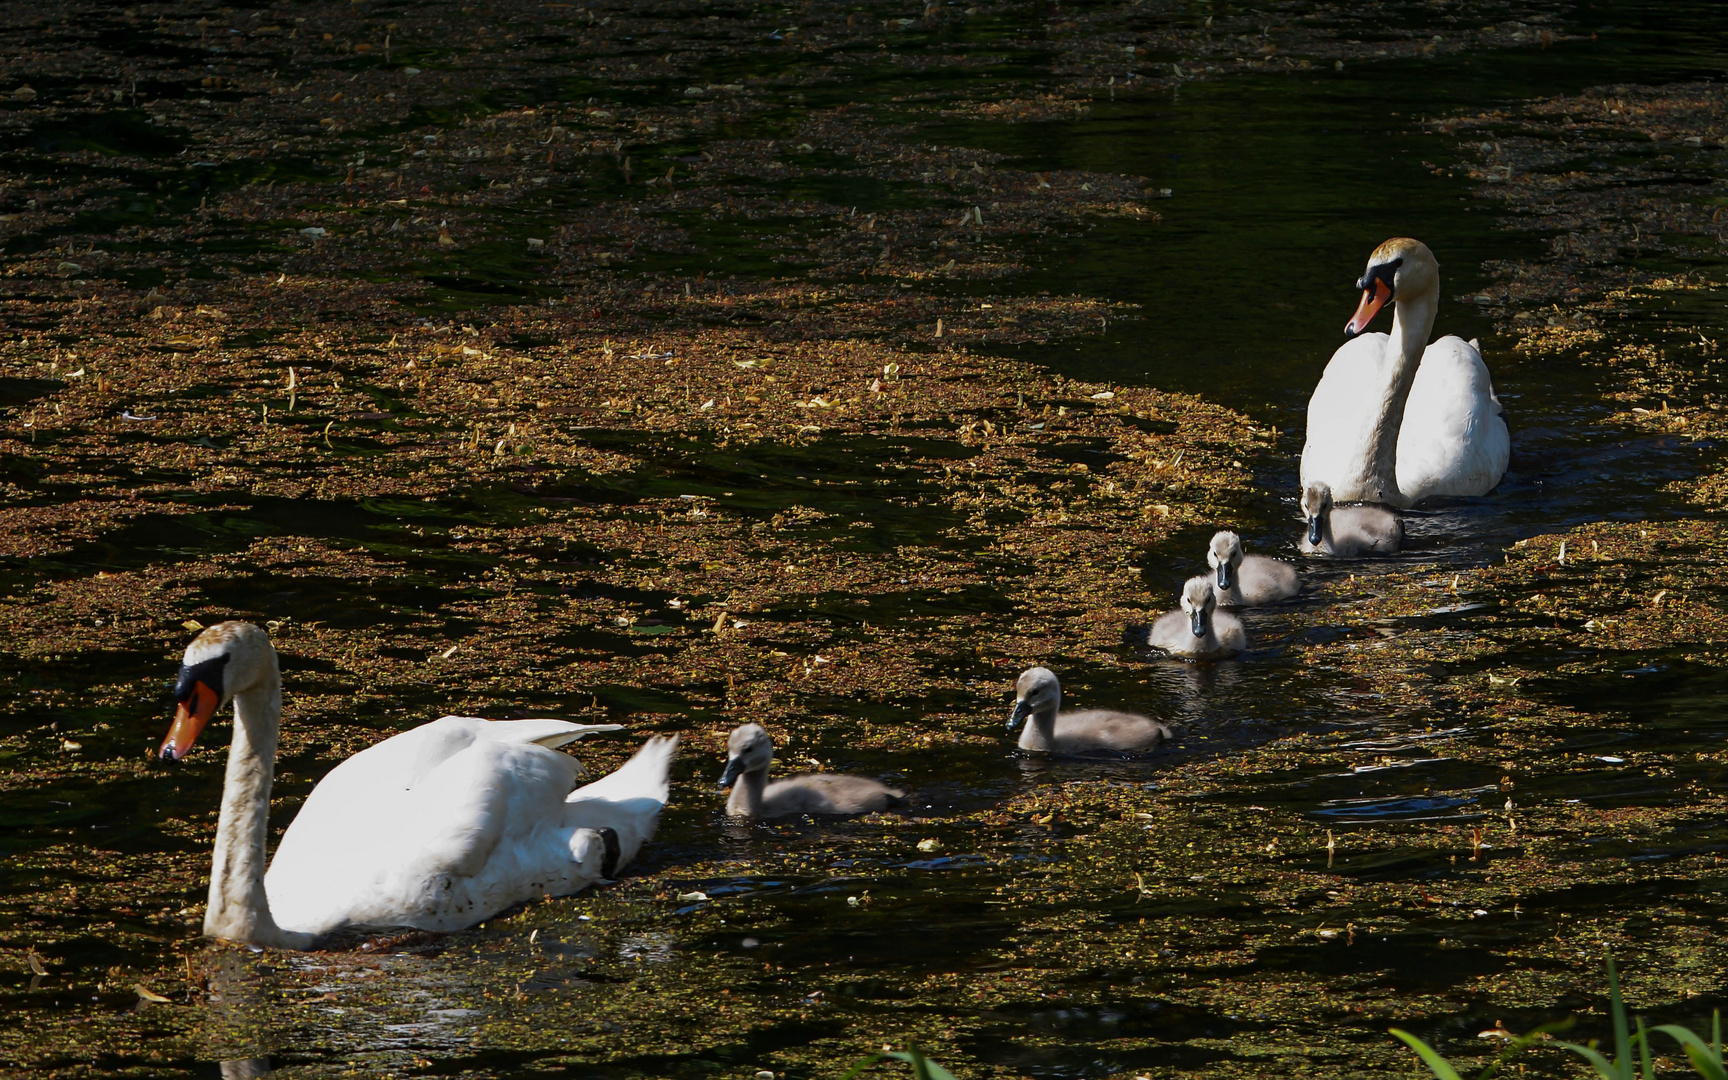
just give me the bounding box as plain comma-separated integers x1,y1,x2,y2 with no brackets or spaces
6,0,1728,1077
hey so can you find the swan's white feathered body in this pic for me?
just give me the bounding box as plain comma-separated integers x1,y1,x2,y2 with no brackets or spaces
1299,238,1509,508
1302,332,1507,505
267,717,677,935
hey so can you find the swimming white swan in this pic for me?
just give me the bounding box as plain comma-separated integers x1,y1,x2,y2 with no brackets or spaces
718,723,904,817
1207,530,1299,607
1008,667,1169,755
1148,576,1247,660
159,621,678,948
1299,480,1403,557
1300,238,1509,507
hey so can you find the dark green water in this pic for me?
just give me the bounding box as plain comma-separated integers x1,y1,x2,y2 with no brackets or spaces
6,1,1728,1077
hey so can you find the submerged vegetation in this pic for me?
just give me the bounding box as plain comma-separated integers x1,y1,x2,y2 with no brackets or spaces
2,0,1728,1078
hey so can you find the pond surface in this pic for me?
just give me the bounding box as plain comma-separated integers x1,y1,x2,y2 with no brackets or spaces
4,0,1728,1077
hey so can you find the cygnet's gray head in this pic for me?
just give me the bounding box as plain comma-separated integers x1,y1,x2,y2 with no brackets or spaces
1009,666,1061,731
1179,575,1216,638
1207,530,1244,591
718,722,774,789
1301,481,1333,547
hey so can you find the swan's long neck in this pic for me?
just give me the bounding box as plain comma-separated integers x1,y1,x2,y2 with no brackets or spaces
728,764,768,817
1019,704,1058,751
203,677,310,948
1358,288,1437,506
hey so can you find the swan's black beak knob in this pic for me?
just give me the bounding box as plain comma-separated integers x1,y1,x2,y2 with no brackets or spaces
1190,610,1207,638
1007,699,1031,732
1307,515,1323,547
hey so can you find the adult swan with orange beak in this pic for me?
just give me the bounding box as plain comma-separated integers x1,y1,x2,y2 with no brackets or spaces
1299,238,1510,508
159,620,677,948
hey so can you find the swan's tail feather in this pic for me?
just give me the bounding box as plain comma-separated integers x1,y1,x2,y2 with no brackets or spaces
568,734,679,805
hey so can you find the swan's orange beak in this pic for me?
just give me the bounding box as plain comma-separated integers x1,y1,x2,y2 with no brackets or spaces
160,681,218,761
1344,278,1392,338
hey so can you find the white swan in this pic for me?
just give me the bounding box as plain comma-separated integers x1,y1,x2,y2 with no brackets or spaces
1300,238,1509,507
158,621,678,948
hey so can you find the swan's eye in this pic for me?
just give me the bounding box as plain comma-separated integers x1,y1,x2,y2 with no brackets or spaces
1355,257,1403,296
174,654,229,703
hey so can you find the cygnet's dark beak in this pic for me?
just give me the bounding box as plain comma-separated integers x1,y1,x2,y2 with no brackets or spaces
717,758,745,789
1190,609,1207,638
1307,514,1323,547
1215,562,1232,590
1007,699,1031,732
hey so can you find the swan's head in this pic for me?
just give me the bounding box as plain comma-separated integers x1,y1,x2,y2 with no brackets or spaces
160,621,277,761
718,723,774,788
1301,481,1333,546
1207,530,1243,590
1009,666,1061,731
1179,576,1215,638
1344,238,1439,338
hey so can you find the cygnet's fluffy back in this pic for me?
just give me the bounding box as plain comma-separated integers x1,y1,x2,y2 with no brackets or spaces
1207,530,1299,607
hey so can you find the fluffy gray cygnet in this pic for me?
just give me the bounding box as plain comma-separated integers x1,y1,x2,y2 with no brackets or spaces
1008,667,1170,755
1299,480,1403,557
718,723,904,818
1207,530,1299,607
1148,575,1247,660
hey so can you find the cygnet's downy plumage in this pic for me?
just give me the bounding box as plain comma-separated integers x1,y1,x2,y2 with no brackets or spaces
1207,530,1299,607
718,723,904,818
1148,576,1247,660
1008,667,1170,756
1299,480,1403,557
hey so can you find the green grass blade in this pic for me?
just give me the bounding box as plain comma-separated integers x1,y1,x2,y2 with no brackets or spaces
1609,956,1632,1076
840,1054,886,1080
880,1048,959,1080
1651,1024,1728,1080
1637,1018,1654,1080
1556,1040,1625,1080
1389,1028,1467,1080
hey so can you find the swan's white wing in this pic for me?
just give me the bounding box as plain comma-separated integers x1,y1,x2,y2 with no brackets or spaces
265,717,627,935
1300,332,1391,501
1396,335,1510,501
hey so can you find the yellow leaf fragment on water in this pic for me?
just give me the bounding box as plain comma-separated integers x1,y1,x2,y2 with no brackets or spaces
134,983,172,1004
26,950,47,976
916,838,942,853
182,619,205,631
677,891,709,902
